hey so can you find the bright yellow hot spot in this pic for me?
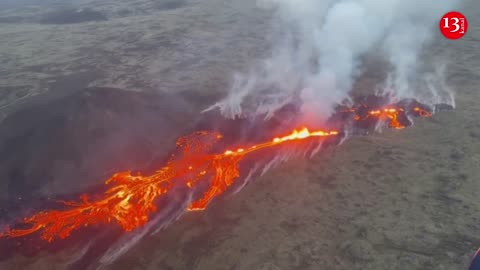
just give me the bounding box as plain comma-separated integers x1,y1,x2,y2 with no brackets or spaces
0,103,432,243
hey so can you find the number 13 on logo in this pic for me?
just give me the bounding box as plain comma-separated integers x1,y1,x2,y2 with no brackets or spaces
440,11,468,40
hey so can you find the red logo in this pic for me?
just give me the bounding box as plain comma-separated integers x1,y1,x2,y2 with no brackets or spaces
440,11,468,40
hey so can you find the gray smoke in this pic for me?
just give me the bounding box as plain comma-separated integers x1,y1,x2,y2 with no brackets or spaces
206,0,458,124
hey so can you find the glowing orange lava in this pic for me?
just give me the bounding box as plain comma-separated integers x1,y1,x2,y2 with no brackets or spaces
367,108,405,129
0,127,338,242
0,103,433,243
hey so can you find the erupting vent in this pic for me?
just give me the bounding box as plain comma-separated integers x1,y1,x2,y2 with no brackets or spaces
0,96,449,243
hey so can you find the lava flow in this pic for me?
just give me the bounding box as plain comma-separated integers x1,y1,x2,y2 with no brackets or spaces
0,127,338,242
0,98,438,243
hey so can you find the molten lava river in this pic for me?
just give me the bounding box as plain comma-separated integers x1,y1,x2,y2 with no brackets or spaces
0,98,439,244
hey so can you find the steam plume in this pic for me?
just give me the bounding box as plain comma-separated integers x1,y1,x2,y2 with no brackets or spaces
206,0,458,123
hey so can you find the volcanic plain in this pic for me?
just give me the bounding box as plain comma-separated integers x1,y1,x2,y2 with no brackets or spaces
0,0,479,269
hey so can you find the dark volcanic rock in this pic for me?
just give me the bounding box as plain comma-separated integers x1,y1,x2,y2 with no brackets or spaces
0,85,300,222
40,8,107,24
0,87,195,219
156,0,187,10
0,16,25,24
0,88,442,221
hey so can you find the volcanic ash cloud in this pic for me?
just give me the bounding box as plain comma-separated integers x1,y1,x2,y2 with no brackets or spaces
207,0,458,123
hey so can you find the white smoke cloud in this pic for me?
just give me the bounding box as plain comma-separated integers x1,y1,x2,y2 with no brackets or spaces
207,0,458,124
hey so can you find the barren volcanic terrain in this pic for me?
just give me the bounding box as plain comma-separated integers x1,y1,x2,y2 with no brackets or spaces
0,0,479,270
